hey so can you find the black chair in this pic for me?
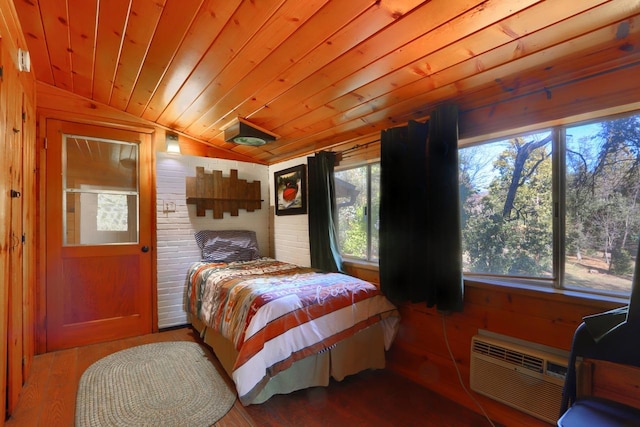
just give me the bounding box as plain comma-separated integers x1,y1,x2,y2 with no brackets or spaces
557,318,640,426
558,244,640,426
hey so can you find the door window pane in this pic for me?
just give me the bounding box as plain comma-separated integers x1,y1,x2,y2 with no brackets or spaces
564,115,640,293
63,135,139,245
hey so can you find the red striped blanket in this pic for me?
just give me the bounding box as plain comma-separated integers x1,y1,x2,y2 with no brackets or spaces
186,258,399,404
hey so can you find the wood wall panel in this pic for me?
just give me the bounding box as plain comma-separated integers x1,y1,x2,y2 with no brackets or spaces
35,82,263,164
589,360,640,410
22,91,37,379
1,0,37,423
7,51,25,414
0,38,10,427
345,262,623,426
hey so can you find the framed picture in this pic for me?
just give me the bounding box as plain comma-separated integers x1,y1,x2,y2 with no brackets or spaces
274,164,307,216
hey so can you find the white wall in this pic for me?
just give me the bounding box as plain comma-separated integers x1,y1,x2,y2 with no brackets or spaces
155,152,269,328
269,155,312,267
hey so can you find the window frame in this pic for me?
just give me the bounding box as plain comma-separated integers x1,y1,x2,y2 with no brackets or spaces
333,110,638,304
460,111,639,300
334,161,379,264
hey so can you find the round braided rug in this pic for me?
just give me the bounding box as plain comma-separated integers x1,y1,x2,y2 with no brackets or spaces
76,341,236,427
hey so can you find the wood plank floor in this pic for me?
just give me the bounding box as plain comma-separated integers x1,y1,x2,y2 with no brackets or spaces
5,327,497,427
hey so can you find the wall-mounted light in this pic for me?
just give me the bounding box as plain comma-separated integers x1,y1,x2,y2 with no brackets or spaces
224,118,278,146
166,132,181,154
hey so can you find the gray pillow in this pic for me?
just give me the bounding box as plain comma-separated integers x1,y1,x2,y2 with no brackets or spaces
194,230,259,262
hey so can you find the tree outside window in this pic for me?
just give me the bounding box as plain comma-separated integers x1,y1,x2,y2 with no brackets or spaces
459,113,640,295
335,163,379,262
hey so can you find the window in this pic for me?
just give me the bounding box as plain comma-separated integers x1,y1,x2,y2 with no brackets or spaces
63,135,139,245
335,163,380,262
460,112,640,296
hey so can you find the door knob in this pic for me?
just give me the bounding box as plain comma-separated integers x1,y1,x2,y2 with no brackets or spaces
141,246,149,253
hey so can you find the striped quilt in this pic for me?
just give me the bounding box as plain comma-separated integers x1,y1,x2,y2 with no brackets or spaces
186,258,399,404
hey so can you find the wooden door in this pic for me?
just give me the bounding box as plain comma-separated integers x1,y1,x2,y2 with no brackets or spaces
45,120,152,351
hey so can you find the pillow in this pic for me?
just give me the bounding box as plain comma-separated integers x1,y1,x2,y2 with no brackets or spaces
194,230,260,263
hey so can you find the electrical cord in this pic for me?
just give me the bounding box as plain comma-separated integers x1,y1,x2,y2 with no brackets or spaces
441,311,497,427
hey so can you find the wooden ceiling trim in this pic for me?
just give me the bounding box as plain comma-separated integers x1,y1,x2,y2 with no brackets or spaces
12,0,54,84
13,0,640,165
251,1,510,135
194,3,450,144
263,4,637,157
190,0,616,152
461,63,640,140
140,0,242,122
262,18,640,166
155,0,285,126
299,25,640,159
36,81,264,164
266,112,395,161
451,16,640,110
124,0,205,118
457,21,640,113
321,0,612,121
109,0,166,112
222,0,425,139
68,0,97,99
354,18,640,139
173,0,338,133
38,0,73,91
185,0,403,139
92,0,131,105
273,0,602,142
270,0,614,142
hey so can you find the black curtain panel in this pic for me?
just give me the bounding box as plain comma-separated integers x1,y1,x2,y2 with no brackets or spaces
379,105,463,312
308,151,344,273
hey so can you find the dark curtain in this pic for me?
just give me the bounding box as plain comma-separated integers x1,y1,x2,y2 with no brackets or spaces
379,104,463,312
307,151,343,273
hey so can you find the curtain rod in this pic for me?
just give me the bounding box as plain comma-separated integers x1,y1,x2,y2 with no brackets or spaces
334,138,381,156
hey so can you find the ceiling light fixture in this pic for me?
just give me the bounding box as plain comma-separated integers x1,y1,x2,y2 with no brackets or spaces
224,118,278,146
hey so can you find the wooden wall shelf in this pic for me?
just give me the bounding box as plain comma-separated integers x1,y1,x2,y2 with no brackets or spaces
186,167,262,219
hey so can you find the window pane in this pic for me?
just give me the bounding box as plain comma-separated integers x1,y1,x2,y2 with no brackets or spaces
63,135,139,245
336,166,368,260
65,192,138,245
459,132,553,278
564,114,640,293
370,163,380,261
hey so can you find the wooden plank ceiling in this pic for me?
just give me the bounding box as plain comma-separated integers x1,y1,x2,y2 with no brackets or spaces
13,0,640,165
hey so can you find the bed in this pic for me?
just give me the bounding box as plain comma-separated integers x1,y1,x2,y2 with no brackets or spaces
186,230,400,405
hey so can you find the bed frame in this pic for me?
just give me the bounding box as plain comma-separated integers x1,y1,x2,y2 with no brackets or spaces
190,316,386,404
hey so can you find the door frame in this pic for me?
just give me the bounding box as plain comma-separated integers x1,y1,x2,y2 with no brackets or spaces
36,114,158,353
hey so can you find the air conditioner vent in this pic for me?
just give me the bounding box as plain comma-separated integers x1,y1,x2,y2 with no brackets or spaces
472,339,544,373
470,334,568,424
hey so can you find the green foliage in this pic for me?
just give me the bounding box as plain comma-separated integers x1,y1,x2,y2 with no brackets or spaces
610,247,632,275
341,205,368,258
336,166,370,260
460,135,553,277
